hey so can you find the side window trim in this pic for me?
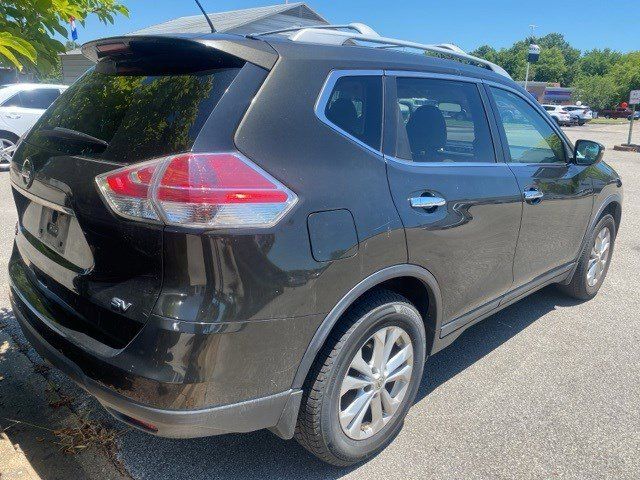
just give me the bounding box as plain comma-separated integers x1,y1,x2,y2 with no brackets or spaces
483,81,573,165
314,69,384,156
383,70,501,167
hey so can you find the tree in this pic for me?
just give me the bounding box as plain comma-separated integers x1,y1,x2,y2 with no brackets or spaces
0,0,128,73
575,48,622,77
572,75,618,110
534,46,568,83
534,33,580,84
470,45,499,64
536,33,581,67
498,43,528,80
608,51,640,102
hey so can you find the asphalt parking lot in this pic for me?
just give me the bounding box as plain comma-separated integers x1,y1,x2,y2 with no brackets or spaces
1,122,639,479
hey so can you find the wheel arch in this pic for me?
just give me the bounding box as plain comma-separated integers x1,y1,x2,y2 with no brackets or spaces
598,198,621,235
291,264,442,390
560,194,622,286
0,130,20,142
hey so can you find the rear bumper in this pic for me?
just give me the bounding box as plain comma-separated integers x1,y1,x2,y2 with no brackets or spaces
9,252,321,438
12,297,301,437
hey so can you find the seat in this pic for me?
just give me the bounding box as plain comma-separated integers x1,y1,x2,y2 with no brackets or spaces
326,98,359,136
405,105,447,162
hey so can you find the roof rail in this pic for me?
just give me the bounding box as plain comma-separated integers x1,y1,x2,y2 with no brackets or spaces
251,24,510,79
251,23,380,38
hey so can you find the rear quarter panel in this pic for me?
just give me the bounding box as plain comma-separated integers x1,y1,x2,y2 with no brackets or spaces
231,55,407,319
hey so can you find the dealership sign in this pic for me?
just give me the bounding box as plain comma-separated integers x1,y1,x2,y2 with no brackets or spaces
630,90,640,105
528,44,540,63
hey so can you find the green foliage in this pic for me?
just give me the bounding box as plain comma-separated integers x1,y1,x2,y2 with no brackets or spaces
472,33,578,85
471,32,640,108
573,52,640,108
575,49,622,77
471,45,499,64
0,0,128,73
35,71,215,162
572,75,618,110
536,33,580,68
534,47,568,83
608,52,640,103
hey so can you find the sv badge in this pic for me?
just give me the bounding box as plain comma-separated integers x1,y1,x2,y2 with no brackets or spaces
110,297,132,313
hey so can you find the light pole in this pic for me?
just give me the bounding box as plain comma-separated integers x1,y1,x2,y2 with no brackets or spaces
524,24,540,91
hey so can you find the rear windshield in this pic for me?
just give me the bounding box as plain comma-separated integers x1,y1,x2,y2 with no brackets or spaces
27,67,240,163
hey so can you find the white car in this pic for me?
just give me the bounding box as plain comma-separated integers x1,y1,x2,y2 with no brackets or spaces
0,83,67,170
562,105,594,125
542,104,575,126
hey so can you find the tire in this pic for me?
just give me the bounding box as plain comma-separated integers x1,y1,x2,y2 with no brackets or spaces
559,214,616,300
295,290,426,466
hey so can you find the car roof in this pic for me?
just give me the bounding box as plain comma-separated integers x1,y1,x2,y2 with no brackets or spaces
0,83,67,90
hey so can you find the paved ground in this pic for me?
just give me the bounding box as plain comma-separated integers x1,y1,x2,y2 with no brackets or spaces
1,122,639,479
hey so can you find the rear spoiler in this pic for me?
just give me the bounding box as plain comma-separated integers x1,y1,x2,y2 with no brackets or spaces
80,34,278,70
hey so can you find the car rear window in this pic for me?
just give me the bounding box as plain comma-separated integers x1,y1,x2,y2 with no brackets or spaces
27,67,240,163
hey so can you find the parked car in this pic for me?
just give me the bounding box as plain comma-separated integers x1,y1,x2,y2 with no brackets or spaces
599,107,633,119
562,105,594,125
628,111,640,121
0,83,67,170
8,27,622,466
542,104,576,126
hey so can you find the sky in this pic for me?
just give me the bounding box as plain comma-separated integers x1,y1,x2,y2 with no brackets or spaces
69,0,639,54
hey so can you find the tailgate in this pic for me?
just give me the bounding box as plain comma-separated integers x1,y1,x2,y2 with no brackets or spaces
8,36,263,349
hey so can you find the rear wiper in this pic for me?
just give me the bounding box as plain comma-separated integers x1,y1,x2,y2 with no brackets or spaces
41,127,109,148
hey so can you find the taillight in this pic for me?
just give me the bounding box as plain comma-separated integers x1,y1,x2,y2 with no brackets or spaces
96,152,297,228
96,159,160,221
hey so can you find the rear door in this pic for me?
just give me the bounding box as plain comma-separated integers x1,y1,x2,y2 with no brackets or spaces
384,72,522,327
486,85,593,287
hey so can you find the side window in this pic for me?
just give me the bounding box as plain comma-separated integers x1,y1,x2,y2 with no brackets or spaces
394,77,495,163
490,88,566,164
19,89,61,109
324,75,382,150
1,93,22,108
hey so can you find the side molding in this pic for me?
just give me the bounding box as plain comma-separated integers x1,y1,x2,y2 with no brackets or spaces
291,264,442,389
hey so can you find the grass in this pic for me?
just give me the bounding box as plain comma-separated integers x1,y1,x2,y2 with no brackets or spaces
589,118,629,125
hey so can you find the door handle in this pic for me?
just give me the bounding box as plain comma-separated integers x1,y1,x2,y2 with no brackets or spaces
523,188,544,203
410,196,446,209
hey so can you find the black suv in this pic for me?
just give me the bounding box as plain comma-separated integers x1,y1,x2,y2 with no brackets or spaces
8,28,622,466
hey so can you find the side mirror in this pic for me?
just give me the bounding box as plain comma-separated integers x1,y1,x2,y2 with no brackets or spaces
573,139,604,165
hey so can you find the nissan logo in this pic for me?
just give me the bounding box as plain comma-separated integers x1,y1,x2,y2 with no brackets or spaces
20,158,34,188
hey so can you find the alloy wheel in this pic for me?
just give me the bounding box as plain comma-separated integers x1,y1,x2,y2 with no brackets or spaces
339,325,413,440
0,138,16,166
587,227,611,287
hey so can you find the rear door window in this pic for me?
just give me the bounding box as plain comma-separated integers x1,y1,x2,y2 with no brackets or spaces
27,67,241,163
323,75,383,151
394,77,495,163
